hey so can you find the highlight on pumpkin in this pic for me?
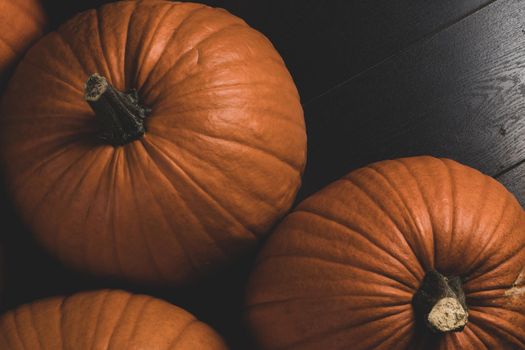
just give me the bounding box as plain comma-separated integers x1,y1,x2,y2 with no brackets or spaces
0,290,228,349
246,156,525,349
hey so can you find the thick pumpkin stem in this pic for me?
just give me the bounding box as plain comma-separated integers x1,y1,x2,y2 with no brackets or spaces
84,73,150,146
413,270,468,334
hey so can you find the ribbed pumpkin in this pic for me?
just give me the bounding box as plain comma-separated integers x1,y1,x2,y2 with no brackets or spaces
0,0,306,285
0,289,228,349
0,0,46,83
246,156,525,349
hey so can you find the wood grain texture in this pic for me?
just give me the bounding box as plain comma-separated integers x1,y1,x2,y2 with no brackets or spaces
222,0,494,102
299,0,525,200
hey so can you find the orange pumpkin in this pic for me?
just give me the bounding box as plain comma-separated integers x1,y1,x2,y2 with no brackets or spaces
0,0,47,84
246,156,525,349
0,0,306,285
0,289,228,349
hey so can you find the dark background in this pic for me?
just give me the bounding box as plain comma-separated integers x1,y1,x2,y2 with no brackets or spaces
1,0,524,349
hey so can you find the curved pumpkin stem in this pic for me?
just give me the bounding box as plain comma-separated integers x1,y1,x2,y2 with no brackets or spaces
84,73,150,146
412,270,468,333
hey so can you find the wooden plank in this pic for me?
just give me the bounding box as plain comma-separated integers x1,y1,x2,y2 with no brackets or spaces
220,0,493,102
496,160,525,208
299,0,525,200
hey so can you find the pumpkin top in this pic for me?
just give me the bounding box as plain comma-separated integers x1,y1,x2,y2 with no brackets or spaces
0,0,306,285
247,156,525,349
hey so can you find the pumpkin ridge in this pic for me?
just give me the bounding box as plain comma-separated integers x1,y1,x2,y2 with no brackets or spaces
341,175,425,281
440,159,459,262
151,96,304,130
294,207,420,287
259,253,415,293
6,112,89,122
51,147,107,269
457,175,497,276
354,315,413,350
155,79,300,111
137,4,208,91
279,308,411,350
139,138,234,259
119,0,139,89
365,164,430,273
133,3,174,87
147,54,292,106
138,139,233,259
294,208,417,280
466,285,509,298
145,131,290,211
471,243,525,293
88,290,113,348
106,148,125,277
167,127,301,175
247,291,412,311
463,193,514,279
167,318,199,349
21,59,84,95
376,318,414,349
143,22,245,96
126,297,155,342
464,322,492,350
13,138,84,194
25,33,88,90
141,152,228,278
57,296,67,350
125,144,174,282
104,293,133,349
27,147,94,222
468,309,525,348
55,30,89,78
393,158,437,268
11,308,28,348
144,135,257,236
92,10,115,87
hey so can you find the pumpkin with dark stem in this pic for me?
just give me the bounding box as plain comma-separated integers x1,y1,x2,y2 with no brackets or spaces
0,0,47,84
0,289,228,349
246,156,525,349
0,0,306,285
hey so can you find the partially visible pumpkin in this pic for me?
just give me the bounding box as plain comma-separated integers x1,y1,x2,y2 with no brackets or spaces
0,0,306,285
0,0,47,83
0,289,228,349
246,156,525,349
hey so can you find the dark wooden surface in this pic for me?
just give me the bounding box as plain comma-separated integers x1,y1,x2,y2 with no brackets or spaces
1,1,524,350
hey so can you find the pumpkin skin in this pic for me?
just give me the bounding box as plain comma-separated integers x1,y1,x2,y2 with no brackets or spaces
0,0,306,285
0,289,228,349
0,0,46,83
246,156,525,350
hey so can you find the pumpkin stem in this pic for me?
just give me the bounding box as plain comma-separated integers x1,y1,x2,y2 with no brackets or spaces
84,73,150,146
412,270,468,334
